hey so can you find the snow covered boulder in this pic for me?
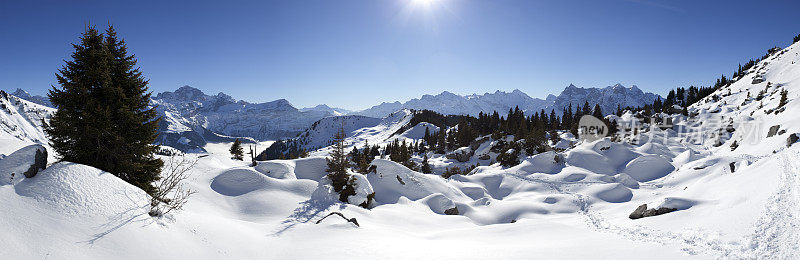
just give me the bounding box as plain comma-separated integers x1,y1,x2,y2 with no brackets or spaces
0,144,47,185
565,140,637,175
254,160,296,179
253,157,328,180
14,162,149,216
621,155,675,182
311,172,375,208
588,183,633,203
420,193,459,215
446,147,474,162
613,173,639,189
513,151,564,175
628,204,677,219
348,174,375,207
368,159,468,204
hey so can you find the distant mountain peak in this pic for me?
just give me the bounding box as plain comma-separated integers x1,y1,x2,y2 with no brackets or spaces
9,88,52,107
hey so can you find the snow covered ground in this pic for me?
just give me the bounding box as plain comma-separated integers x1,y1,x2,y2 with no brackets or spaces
2,40,800,259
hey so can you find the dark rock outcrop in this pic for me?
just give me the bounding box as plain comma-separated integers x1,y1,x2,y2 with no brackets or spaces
788,134,799,148
444,206,459,215
446,148,474,162
629,204,677,219
0,144,48,185
768,125,781,137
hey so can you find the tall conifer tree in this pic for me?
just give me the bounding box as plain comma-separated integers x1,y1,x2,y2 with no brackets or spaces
46,25,163,194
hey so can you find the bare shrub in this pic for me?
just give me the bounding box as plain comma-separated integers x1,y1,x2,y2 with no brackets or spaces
149,154,197,217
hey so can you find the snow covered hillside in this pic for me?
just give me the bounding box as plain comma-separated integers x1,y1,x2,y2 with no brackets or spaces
0,90,54,151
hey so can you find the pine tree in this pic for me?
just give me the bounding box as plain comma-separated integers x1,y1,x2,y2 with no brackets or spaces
326,123,354,202
592,104,603,118
549,129,560,145
45,25,163,194
229,138,244,160
421,154,432,173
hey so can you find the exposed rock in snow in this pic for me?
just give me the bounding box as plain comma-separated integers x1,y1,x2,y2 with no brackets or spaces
0,144,47,184
628,204,677,219
445,147,474,162
788,133,799,147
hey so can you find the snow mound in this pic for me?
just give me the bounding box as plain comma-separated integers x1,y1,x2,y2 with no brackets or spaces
513,151,564,174
13,162,148,216
419,193,458,214
368,159,468,204
565,139,637,175
656,197,698,211
211,168,271,196
254,160,296,179
348,173,375,206
210,167,315,197
623,155,675,182
588,183,633,203
254,157,328,180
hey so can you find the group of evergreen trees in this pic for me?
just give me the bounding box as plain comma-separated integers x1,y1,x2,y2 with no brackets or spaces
45,25,163,194
255,139,308,160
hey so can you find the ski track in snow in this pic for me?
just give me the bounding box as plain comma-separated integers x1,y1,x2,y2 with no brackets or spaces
741,147,800,258
509,147,800,258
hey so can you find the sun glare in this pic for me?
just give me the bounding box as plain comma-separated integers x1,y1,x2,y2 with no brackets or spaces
411,0,439,9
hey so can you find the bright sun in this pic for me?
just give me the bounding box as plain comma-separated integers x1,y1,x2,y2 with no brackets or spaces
411,0,439,8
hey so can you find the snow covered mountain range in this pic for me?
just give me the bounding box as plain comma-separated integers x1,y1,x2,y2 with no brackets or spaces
151,86,345,141
550,83,661,115
354,84,660,118
353,89,556,118
4,83,660,152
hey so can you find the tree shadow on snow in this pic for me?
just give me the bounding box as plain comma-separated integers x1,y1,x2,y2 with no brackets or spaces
270,198,345,236
80,188,157,245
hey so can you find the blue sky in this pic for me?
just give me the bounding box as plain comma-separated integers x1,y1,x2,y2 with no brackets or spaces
1,0,799,110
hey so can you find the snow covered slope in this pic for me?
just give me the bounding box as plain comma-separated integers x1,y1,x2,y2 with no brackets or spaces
0,90,53,149
283,110,413,155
